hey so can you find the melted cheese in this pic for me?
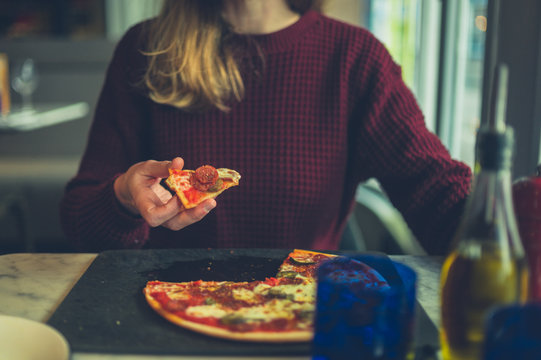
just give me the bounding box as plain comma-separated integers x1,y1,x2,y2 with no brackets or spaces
232,287,258,303
186,305,228,318
169,170,192,192
271,282,315,303
167,291,191,301
184,286,316,325
217,168,241,184
253,283,272,295
234,299,312,322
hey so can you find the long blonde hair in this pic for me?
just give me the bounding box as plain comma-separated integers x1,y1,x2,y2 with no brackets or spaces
143,0,324,111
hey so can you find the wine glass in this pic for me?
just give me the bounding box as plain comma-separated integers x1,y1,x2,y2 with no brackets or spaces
11,58,39,112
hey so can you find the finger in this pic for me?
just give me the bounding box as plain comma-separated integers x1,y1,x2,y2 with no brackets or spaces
151,181,173,204
141,160,172,179
169,157,184,170
162,198,216,231
136,189,183,227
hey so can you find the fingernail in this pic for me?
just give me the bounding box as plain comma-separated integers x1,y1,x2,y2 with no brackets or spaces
204,202,216,213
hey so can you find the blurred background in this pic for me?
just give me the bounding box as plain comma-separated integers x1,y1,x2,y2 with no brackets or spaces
0,0,539,255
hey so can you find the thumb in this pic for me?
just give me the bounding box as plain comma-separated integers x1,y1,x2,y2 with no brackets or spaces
141,160,173,179
170,157,185,170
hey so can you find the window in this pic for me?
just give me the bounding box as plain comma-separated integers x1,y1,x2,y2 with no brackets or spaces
104,0,162,40
341,0,489,170
362,0,442,133
0,0,162,41
0,0,106,39
438,0,488,169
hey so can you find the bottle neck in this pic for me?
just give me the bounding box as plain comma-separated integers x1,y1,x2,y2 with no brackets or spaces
470,167,513,218
452,125,525,258
470,126,515,234
458,165,523,254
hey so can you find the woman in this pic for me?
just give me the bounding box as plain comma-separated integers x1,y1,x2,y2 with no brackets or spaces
60,0,471,254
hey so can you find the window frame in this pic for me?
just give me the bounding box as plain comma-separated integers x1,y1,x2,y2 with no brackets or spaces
482,0,541,178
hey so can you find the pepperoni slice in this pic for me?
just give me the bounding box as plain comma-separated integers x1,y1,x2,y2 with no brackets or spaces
195,165,219,184
191,165,219,191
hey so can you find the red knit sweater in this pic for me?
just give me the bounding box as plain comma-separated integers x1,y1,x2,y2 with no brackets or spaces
60,11,471,254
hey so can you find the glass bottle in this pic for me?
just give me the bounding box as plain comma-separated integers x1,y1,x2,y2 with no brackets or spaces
439,64,529,360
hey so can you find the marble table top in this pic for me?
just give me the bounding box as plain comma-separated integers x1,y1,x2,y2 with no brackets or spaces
0,252,443,359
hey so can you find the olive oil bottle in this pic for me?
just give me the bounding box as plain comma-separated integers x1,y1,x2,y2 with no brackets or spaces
439,64,529,360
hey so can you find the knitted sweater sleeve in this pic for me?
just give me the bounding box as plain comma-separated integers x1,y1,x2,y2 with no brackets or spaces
353,37,472,255
59,25,153,251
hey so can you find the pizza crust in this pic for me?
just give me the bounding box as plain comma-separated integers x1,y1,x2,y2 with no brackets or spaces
291,249,338,258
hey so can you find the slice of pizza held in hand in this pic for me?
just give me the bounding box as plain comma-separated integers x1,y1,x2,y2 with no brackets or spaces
165,165,241,209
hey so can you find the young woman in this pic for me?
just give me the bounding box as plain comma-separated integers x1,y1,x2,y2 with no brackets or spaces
60,0,471,254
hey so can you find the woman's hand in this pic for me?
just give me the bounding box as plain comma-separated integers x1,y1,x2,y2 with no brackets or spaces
113,157,216,230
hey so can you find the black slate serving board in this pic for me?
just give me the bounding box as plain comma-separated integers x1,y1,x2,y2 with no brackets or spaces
47,248,438,356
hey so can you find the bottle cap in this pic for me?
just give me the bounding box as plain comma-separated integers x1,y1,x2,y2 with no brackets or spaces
476,63,513,170
476,126,514,170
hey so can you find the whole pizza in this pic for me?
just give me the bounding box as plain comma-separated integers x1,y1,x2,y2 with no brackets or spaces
143,249,388,342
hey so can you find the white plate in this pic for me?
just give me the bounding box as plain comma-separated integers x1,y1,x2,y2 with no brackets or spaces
0,315,69,360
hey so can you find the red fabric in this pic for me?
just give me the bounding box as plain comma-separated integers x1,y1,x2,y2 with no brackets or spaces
60,11,471,254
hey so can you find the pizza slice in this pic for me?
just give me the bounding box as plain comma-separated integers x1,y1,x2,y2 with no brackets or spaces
165,165,241,209
276,249,337,283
